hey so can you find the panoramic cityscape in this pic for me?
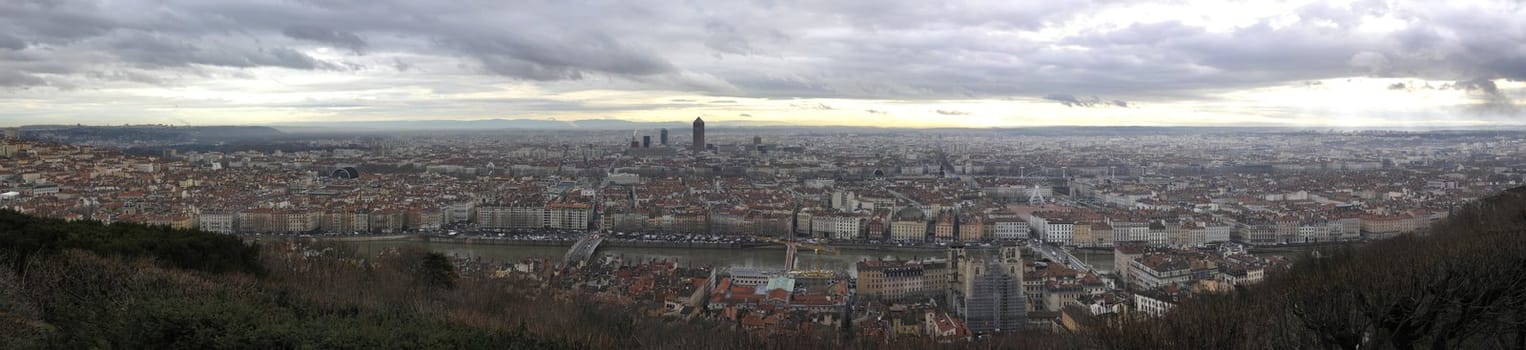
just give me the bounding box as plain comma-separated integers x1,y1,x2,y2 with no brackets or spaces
2,0,1525,349
2,121,1522,346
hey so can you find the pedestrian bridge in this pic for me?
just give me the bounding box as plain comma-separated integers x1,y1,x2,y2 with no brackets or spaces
563,234,605,266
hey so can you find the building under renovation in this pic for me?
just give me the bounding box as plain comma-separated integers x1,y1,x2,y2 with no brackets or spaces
947,243,1026,334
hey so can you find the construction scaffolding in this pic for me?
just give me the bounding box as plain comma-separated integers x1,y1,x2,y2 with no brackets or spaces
948,244,1027,334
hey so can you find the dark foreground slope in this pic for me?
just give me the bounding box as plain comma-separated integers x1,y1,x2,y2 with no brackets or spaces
1092,187,1526,349
8,180,1522,350
0,211,566,350
0,210,264,275
0,210,1070,349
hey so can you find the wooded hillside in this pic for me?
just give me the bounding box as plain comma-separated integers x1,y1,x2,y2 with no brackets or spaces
1092,186,1526,349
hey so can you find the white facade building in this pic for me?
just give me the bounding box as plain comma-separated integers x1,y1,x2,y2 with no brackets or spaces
992,220,1029,240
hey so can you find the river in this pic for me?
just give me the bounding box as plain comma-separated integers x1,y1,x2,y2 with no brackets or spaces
1067,248,1118,273
350,240,1303,277
350,240,953,277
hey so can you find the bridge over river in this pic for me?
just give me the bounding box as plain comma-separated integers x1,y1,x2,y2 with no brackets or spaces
562,234,605,266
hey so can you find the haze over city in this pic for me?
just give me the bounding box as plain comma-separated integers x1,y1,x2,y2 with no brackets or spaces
2,0,1524,128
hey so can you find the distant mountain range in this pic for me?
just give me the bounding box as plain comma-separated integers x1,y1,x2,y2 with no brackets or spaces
20,125,285,141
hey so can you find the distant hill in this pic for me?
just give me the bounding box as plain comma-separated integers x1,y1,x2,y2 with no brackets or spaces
20,125,284,144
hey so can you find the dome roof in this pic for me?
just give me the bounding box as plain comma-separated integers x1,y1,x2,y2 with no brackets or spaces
332,167,360,179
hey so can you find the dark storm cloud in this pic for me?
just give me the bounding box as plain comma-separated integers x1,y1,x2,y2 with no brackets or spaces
282,26,368,54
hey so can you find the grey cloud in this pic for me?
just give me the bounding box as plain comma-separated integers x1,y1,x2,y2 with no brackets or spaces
1042,94,1128,108
671,99,696,102
935,109,969,115
282,26,368,54
1444,79,1516,114
815,0,1084,32
708,100,737,104
0,0,118,44
791,102,834,110
1388,82,1406,90
1348,51,1389,72
704,21,755,55
699,19,790,58
866,109,888,115
267,47,337,70
739,113,752,117
474,56,580,81
0,0,1522,122
1043,94,1084,106
451,31,675,81
0,35,25,50
0,71,49,88
264,96,670,116
1445,79,1499,94
24,26,341,74
85,70,168,85
0,0,683,87
1028,4,1523,103
110,33,338,71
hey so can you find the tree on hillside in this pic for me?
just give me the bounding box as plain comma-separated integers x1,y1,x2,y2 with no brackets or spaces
1092,187,1526,349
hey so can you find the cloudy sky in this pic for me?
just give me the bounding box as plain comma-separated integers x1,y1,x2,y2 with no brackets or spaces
1,0,1522,128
